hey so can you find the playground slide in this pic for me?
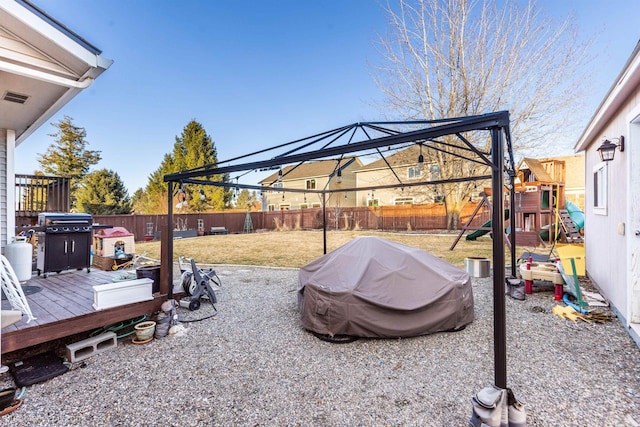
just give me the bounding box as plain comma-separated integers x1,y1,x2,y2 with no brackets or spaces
565,201,584,231
465,210,509,241
465,219,492,241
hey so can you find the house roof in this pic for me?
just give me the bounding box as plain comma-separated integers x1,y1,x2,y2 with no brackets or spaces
575,40,640,151
0,0,113,146
259,157,362,184
356,145,422,172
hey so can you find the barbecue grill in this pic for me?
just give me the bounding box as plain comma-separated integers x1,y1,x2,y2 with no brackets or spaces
36,213,92,278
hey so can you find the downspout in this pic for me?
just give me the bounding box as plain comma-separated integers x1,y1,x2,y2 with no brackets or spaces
0,61,94,89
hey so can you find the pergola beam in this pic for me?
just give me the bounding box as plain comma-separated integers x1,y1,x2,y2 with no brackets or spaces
164,111,509,182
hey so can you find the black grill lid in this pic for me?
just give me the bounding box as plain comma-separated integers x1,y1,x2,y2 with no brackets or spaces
37,213,93,226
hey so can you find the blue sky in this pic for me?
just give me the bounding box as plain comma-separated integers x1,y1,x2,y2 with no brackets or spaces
16,0,640,194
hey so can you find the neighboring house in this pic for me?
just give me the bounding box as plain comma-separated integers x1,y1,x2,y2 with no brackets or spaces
0,0,112,249
574,41,640,345
354,145,442,207
539,154,585,211
259,157,362,210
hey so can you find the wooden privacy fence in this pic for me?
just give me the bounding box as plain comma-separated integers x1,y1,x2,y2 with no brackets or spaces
93,202,489,242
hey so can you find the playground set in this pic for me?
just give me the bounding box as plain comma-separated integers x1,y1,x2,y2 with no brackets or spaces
453,157,584,248
453,157,590,304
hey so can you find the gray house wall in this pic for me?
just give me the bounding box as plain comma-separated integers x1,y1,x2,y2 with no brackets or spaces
584,87,640,322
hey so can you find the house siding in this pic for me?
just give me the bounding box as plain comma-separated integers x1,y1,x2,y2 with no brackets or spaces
556,154,585,211
355,167,438,207
585,89,640,315
261,160,360,209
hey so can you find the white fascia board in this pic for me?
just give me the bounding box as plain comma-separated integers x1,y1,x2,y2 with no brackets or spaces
0,0,113,70
575,45,640,153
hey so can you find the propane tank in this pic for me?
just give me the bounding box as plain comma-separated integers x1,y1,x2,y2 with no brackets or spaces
4,236,33,282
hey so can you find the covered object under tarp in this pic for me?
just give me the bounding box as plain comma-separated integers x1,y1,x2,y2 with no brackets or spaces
297,236,474,338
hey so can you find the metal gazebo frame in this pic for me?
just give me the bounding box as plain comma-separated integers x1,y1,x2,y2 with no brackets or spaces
162,110,518,392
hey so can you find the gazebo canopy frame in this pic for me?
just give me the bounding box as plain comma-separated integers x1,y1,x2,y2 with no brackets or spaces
163,111,518,391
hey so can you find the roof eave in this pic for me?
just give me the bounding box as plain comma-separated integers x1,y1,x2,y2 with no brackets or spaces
574,40,640,152
4,0,113,145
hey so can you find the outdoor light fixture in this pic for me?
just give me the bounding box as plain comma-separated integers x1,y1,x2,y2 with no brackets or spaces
277,168,283,181
417,145,424,169
597,136,624,162
175,193,187,209
337,168,342,183
199,189,205,201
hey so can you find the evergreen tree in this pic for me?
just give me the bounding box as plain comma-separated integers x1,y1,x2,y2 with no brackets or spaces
131,188,149,214
234,189,254,210
75,169,132,215
37,115,101,207
143,120,230,213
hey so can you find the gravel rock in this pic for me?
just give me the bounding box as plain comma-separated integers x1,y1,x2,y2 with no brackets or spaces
1,266,639,426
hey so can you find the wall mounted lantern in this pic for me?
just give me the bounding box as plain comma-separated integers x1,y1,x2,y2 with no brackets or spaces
597,136,624,162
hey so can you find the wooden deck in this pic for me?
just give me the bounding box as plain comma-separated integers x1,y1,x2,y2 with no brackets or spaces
1,268,165,355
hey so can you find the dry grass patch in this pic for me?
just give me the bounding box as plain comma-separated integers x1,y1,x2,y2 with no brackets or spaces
136,230,496,269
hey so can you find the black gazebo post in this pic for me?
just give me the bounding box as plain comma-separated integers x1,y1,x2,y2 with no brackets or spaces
322,192,327,254
166,181,174,299
491,127,507,388
509,170,517,278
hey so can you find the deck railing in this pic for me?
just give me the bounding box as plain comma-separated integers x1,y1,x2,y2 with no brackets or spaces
15,174,70,225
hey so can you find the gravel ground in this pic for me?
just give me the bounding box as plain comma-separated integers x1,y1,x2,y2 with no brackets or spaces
1,265,640,426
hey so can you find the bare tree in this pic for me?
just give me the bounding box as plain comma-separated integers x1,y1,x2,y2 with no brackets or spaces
375,0,590,229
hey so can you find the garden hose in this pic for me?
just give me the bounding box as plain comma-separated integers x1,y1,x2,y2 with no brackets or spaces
90,315,148,339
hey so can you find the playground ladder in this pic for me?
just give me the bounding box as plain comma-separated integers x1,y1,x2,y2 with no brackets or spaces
555,209,583,243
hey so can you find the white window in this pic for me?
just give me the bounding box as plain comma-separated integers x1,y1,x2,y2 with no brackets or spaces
299,203,308,209
306,179,316,190
279,203,290,211
407,166,422,179
311,203,321,208
272,182,283,193
593,162,607,215
394,197,414,205
367,198,380,207
268,204,275,211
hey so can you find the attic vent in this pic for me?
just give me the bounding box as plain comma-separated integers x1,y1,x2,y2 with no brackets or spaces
3,91,29,104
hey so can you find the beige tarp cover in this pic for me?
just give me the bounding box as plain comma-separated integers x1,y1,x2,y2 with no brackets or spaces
298,236,474,338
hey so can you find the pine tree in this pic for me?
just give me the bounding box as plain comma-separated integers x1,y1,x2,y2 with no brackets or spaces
143,120,230,213
37,115,101,207
75,169,132,215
